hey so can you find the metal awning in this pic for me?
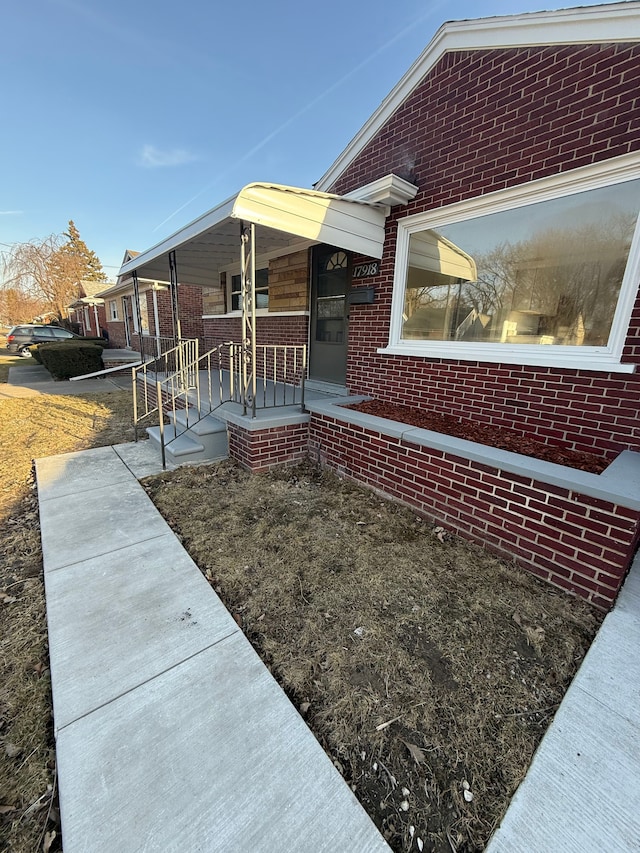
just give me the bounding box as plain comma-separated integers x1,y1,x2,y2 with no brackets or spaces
119,183,388,286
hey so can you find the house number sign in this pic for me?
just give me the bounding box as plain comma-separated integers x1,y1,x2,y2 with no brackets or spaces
352,261,379,279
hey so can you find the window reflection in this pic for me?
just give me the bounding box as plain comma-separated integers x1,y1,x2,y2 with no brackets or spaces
401,180,639,347
231,268,269,312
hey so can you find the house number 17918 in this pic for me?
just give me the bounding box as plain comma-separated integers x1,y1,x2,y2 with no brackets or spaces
352,262,379,279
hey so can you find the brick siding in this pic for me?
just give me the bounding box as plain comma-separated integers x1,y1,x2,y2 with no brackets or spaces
106,321,127,348
227,421,309,472
71,304,107,339
323,43,640,459
203,315,308,352
308,412,640,611
155,284,206,342
202,274,226,315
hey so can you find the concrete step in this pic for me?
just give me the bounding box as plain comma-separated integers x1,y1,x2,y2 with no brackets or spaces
146,425,207,465
168,410,229,461
147,419,228,466
171,408,226,437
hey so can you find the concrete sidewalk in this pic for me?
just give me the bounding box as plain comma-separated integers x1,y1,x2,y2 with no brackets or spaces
2,360,132,398
36,441,390,853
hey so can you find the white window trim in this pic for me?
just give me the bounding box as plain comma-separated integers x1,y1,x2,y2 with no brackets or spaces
109,299,118,321
226,266,270,315
381,153,640,374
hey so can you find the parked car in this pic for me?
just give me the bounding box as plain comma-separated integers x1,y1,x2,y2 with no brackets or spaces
6,325,80,356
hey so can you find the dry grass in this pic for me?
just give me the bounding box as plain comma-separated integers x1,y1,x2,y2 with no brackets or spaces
0,369,137,853
0,354,23,384
144,461,602,853
0,347,604,852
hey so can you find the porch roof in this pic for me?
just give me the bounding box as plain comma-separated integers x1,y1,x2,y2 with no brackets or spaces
118,183,388,287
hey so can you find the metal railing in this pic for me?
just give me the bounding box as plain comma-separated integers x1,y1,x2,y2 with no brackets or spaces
152,342,307,468
132,338,198,441
138,335,185,361
228,343,307,417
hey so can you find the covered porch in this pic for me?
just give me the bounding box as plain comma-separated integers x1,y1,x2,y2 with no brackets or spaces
119,178,422,467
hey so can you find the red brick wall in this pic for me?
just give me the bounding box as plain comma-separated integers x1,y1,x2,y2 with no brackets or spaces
203,315,309,380
330,44,640,201
155,285,205,342
328,44,640,458
227,422,309,472
203,315,308,350
71,304,108,339
309,412,640,610
106,321,127,348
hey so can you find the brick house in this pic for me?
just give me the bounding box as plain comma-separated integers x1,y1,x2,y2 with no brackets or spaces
121,2,640,609
68,280,109,337
99,250,210,355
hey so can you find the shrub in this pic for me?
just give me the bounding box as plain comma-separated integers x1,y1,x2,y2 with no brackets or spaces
29,345,43,364
39,343,104,380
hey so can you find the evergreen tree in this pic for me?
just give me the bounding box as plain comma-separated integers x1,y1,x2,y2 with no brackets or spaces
60,220,108,283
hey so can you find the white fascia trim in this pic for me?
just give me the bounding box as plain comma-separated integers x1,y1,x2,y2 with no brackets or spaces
98,277,163,299
119,195,236,277
387,152,640,374
315,2,640,191
344,174,419,207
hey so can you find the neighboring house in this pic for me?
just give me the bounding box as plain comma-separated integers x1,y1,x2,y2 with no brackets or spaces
68,280,109,337
99,250,209,355
120,1,640,609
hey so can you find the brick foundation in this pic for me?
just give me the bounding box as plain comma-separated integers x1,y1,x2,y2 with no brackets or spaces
227,421,309,472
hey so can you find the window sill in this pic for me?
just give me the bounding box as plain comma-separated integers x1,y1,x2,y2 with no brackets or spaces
377,344,636,374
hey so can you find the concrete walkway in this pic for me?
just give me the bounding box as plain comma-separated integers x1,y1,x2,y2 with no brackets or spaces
2,361,131,398
36,441,390,853
487,551,640,852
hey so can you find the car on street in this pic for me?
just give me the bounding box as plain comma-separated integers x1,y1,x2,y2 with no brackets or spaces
6,325,80,356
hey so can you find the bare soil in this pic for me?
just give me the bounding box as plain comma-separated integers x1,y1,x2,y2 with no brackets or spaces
144,460,602,853
347,400,609,474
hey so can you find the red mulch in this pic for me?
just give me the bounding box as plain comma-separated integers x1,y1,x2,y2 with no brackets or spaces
346,400,609,474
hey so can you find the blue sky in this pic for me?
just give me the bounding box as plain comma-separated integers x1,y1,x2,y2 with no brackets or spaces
1,0,604,279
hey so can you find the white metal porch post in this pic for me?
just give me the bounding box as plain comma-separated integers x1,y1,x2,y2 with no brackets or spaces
240,222,257,417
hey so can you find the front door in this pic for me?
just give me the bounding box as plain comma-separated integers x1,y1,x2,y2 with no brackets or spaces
309,246,351,385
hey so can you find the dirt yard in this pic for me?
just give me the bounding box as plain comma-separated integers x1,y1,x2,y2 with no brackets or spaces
144,460,602,853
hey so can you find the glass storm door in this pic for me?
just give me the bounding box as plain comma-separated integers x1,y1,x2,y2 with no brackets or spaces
310,246,351,385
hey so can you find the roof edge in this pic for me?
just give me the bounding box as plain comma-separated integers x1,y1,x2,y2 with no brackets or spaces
315,1,640,191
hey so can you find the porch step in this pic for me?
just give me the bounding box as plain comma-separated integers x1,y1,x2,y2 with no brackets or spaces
146,426,205,464
171,408,227,437
146,415,229,467
169,410,229,461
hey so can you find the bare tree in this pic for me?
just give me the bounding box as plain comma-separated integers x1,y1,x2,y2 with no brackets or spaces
0,287,47,325
1,223,107,321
